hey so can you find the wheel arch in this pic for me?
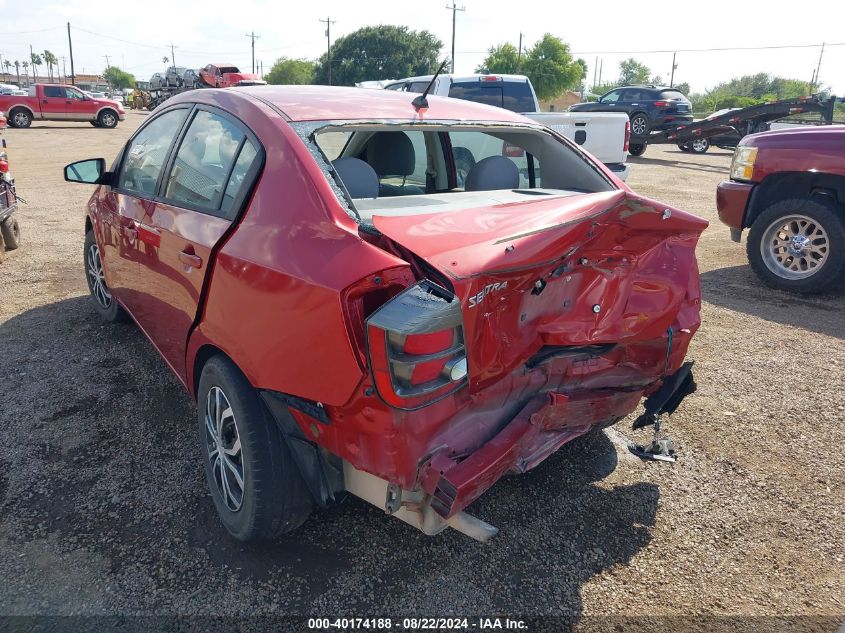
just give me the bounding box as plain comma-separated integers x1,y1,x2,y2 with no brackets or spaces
746,171,845,228
9,104,35,119
95,106,120,121
190,343,230,400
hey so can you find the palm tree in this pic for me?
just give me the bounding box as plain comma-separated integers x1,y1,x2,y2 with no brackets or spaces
14,60,20,87
43,50,58,81
21,61,30,87
1,60,8,83
30,53,42,83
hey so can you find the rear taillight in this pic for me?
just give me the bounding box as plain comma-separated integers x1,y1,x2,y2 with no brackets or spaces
366,280,468,409
654,100,668,107
623,120,630,152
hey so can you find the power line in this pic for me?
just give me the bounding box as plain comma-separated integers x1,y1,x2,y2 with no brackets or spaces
457,41,845,56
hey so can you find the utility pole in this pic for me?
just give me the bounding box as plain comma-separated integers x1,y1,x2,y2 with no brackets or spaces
61,56,67,83
260,60,263,78
598,58,603,87
669,52,677,88
445,3,465,73
0,53,5,83
318,18,335,85
592,56,598,90
104,55,110,69
167,43,177,67
67,22,75,84
812,42,825,92
29,44,34,83
245,32,260,74
517,32,524,71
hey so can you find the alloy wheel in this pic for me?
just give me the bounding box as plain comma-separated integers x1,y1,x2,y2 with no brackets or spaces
101,113,117,127
760,214,829,280
631,115,648,135
205,386,245,512
87,243,112,308
13,112,29,127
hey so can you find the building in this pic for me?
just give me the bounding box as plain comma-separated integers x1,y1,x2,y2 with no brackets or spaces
0,72,109,92
539,90,584,112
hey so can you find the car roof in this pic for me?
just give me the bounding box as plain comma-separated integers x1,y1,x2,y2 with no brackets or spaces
391,73,531,84
225,85,533,123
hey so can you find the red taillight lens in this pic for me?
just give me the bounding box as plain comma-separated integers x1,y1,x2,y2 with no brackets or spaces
0,160,8,173
366,280,468,409
654,100,668,107
624,120,630,152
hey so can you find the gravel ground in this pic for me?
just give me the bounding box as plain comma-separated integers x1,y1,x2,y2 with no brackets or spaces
0,115,843,630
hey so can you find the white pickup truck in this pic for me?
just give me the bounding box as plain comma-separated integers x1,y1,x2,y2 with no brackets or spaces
377,74,631,181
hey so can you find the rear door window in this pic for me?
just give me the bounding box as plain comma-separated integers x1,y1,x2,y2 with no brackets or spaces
118,107,190,196
43,86,64,98
163,109,245,213
448,82,504,108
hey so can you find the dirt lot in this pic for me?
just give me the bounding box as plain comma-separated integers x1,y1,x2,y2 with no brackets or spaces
0,115,843,628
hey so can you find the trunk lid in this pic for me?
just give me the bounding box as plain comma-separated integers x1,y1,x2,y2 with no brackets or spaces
372,190,707,391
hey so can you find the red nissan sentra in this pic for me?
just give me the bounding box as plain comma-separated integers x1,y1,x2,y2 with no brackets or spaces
64,85,707,542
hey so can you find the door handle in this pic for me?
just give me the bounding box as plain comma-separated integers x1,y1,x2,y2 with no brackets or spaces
179,250,203,269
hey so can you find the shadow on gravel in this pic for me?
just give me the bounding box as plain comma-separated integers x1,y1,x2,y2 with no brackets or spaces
701,265,845,339
0,296,659,619
628,154,729,174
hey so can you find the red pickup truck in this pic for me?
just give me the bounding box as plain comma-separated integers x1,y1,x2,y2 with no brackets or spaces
717,125,845,294
0,83,125,129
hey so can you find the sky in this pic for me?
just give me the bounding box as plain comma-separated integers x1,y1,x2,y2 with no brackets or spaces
2,0,844,96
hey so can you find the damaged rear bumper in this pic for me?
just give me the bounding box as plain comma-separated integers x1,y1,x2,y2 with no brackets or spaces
420,388,642,519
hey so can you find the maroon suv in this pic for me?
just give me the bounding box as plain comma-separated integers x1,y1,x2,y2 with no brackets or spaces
64,86,706,542
717,125,845,294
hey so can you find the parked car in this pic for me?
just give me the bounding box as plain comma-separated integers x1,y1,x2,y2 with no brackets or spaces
164,66,188,88
149,73,165,90
381,73,631,180
678,108,773,154
86,91,107,99
199,63,261,89
182,69,201,89
64,86,706,542
570,85,694,155
0,84,125,128
717,125,845,293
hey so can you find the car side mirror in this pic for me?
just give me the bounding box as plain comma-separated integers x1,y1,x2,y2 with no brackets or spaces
64,158,109,185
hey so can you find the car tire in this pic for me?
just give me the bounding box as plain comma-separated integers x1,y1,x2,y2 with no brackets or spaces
9,108,32,129
1,216,20,250
97,110,119,129
678,143,691,152
198,355,313,541
84,229,126,321
630,112,650,136
747,197,845,294
90,121,100,127
689,139,710,154
629,143,647,157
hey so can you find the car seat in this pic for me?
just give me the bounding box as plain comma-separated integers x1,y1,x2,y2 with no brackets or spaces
364,132,425,197
332,157,379,199
464,155,520,192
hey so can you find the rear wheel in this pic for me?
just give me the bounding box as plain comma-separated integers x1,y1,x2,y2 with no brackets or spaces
10,108,32,129
747,197,845,294
629,143,647,157
198,355,313,541
1,216,20,250
689,138,710,154
630,112,650,136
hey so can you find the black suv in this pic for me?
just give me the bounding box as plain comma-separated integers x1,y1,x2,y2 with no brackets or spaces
570,85,693,149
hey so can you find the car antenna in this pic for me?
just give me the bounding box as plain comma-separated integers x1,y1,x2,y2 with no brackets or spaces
412,58,449,111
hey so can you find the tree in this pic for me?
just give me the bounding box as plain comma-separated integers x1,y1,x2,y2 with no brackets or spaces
475,43,520,74
313,25,442,86
14,60,20,87
103,66,136,89
22,61,30,86
618,58,651,85
30,53,42,81
522,34,585,101
266,57,315,85
43,50,58,81
2,60,9,83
